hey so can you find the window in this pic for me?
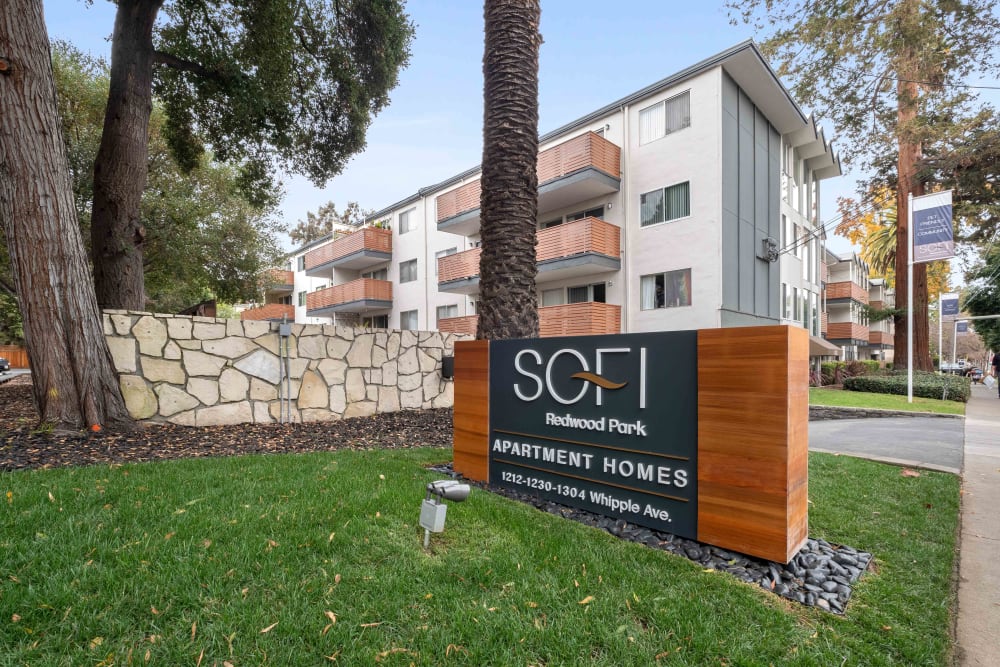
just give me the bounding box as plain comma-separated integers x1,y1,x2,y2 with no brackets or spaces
638,91,691,144
567,282,606,304
362,315,388,329
279,295,291,305
399,259,417,283
780,283,787,319
297,255,306,271
400,310,418,330
640,269,691,309
399,208,417,234
298,290,307,307
784,284,793,320
434,247,458,275
362,267,388,281
567,206,605,222
640,182,690,227
541,289,564,307
436,304,458,325
540,219,563,229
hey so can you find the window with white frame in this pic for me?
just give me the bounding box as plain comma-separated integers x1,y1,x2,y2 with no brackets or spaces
399,208,417,234
567,206,605,222
362,314,388,329
436,304,458,325
297,290,307,306
567,282,606,303
399,259,418,283
434,247,458,275
640,269,691,309
362,267,388,281
297,255,306,271
640,181,690,227
638,91,691,144
400,310,418,330
541,289,564,307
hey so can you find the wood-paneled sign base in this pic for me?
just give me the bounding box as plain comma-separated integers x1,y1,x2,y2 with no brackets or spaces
453,325,808,564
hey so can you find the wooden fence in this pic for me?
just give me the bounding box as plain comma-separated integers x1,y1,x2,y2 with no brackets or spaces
0,345,29,368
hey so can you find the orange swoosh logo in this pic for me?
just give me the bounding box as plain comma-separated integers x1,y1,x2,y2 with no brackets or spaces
570,372,627,390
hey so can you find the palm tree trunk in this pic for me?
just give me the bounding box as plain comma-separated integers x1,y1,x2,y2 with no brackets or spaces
0,0,134,430
476,0,541,340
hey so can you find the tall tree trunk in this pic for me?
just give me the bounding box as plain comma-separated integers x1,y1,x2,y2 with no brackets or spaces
476,0,541,340
91,0,163,310
0,0,134,430
892,1,931,371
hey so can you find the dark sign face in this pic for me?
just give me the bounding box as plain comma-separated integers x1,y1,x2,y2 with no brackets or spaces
488,331,698,538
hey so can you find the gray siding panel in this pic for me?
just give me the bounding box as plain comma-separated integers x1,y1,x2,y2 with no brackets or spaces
721,75,740,311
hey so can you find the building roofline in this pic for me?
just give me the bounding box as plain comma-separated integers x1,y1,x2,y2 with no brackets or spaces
366,40,820,220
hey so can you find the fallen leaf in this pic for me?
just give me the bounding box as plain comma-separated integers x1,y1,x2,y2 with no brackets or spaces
11,614,20,623
526,601,538,608
446,644,468,656
379,474,385,480
191,621,196,641
578,596,595,605
881,625,892,631
321,623,333,636
360,622,382,628
224,662,234,667
376,648,415,662
201,539,212,549
325,651,341,661
144,649,151,662
196,649,204,667
89,637,103,649
164,532,175,541
375,511,381,518
6,491,12,504
328,532,336,542
260,622,279,633
48,491,55,503
901,469,921,478
423,593,433,600
325,610,337,624
335,573,342,584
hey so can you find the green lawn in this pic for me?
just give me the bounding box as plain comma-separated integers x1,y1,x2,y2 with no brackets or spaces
810,387,966,415
1,449,959,665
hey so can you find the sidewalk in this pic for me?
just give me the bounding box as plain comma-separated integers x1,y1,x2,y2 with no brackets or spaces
956,383,1000,665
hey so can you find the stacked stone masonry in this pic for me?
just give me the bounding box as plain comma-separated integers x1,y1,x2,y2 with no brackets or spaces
104,310,469,426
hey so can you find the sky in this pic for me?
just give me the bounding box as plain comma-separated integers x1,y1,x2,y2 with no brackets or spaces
42,0,873,255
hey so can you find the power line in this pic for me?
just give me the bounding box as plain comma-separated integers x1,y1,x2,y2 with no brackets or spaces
778,191,895,257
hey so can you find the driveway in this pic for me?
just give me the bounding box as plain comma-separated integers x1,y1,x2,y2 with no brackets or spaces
809,417,964,473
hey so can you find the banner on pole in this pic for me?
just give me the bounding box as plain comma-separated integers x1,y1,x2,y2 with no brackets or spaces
912,191,954,264
956,321,969,334
941,293,960,317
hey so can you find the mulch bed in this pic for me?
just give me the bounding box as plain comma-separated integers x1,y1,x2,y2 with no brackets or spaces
0,377,454,472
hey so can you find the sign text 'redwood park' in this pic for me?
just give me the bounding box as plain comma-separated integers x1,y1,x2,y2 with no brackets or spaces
489,332,698,538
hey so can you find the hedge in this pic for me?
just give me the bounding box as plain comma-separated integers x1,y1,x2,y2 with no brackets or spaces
843,371,971,402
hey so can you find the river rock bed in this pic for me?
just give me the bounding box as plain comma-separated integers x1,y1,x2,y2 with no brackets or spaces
429,463,873,614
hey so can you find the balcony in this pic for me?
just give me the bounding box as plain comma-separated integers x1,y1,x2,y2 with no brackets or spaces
827,322,869,343
437,302,621,338
437,217,621,294
304,227,392,276
264,269,294,293
436,131,622,236
241,303,294,322
869,331,893,347
306,279,392,316
826,281,870,304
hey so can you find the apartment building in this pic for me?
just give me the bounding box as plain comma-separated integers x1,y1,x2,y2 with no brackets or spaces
822,249,895,361
246,41,841,348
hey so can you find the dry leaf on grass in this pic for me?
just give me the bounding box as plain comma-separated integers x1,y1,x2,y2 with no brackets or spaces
578,595,595,605
901,469,921,478
260,622,279,633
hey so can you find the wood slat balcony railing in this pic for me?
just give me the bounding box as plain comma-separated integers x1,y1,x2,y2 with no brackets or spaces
537,217,620,262
265,269,294,290
437,315,479,336
826,322,869,341
825,281,870,304
437,302,621,338
307,279,392,311
437,217,621,284
869,331,892,345
539,302,621,337
436,131,621,222
821,312,828,336
304,227,392,271
241,304,294,321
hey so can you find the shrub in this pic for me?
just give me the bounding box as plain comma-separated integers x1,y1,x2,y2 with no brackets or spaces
820,360,881,385
843,371,970,403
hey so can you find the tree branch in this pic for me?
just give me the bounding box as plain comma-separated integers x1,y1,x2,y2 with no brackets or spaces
152,50,223,80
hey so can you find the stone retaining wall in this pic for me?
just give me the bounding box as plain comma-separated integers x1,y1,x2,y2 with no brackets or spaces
104,310,469,426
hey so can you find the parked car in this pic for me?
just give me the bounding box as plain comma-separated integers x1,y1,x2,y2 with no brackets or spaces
0,357,9,373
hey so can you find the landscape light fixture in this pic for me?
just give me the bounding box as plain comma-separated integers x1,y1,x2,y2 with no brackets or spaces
419,479,470,548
